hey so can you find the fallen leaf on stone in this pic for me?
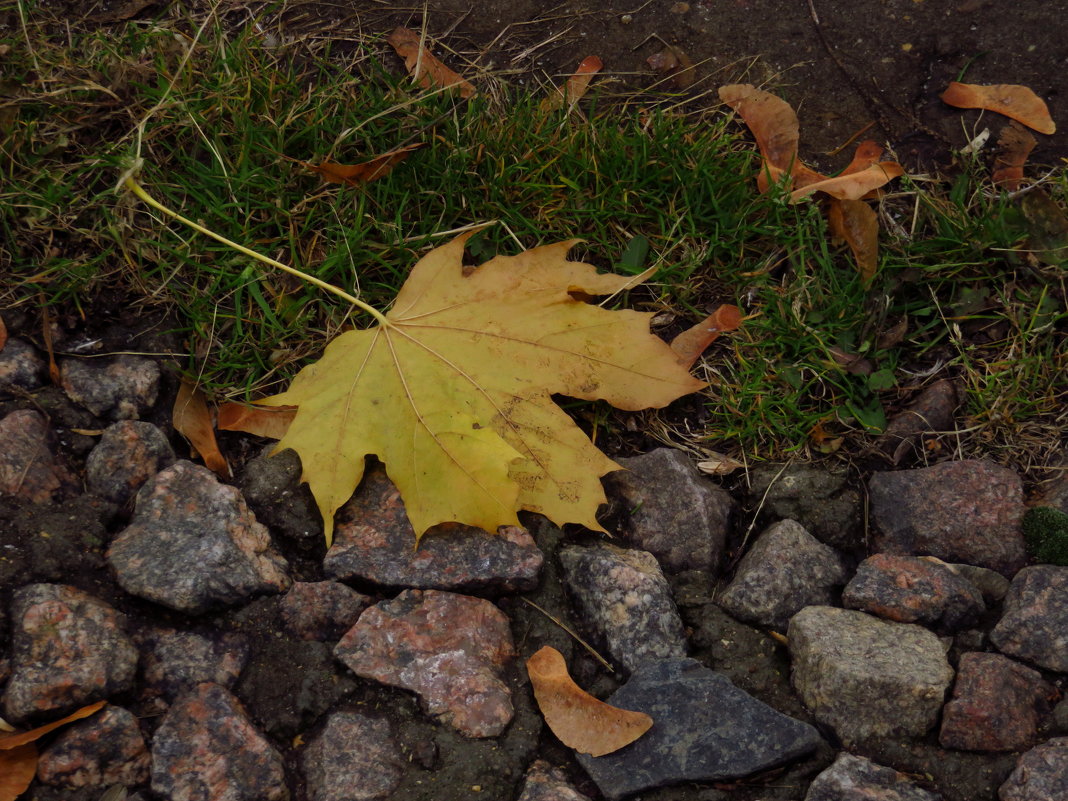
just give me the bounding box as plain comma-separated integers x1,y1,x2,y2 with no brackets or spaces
217,401,297,440
669,304,743,368
646,46,695,89
387,27,476,99
827,198,879,281
789,162,904,203
992,122,1036,191
306,143,424,186
696,452,744,475
233,231,708,545
0,701,106,752
526,646,653,756
542,56,603,111
941,81,1055,135
0,744,36,801
173,379,230,478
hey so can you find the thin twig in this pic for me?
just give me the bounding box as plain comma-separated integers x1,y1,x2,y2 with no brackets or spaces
520,598,615,672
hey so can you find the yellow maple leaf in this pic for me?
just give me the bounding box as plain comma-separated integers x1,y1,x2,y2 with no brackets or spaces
257,231,704,545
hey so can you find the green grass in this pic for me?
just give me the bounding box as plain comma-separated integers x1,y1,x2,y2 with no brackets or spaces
2,1,1065,471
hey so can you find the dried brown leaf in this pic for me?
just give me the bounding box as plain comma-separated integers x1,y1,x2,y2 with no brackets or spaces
217,402,297,440
696,452,744,475
646,46,694,89
941,81,1055,135
719,84,800,173
827,345,872,376
0,743,37,801
0,701,106,750
526,646,653,756
840,140,884,175
387,27,476,99
173,380,230,478
669,304,743,368
542,56,603,111
306,143,423,186
992,121,1036,191
827,198,879,282
789,162,903,203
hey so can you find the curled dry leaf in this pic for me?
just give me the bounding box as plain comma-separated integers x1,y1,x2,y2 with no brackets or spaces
217,402,297,440
719,84,799,175
387,27,476,99
827,198,879,282
173,379,230,478
0,701,106,751
526,646,653,756
992,121,1036,191
696,452,744,475
306,143,424,186
541,56,603,111
789,162,903,203
941,81,1055,135
0,744,37,801
669,304,743,368
646,46,695,89
840,140,884,175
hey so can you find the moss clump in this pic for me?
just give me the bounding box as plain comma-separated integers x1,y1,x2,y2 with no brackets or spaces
1022,506,1068,566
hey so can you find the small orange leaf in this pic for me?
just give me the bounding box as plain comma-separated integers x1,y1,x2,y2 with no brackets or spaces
542,56,603,111
387,26,476,99
0,743,37,801
217,402,297,440
307,143,423,186
992,121,1036,191
719,84,800,174
670,304,743,368
0,701,106,750
789,162,903,203
941,82,1055,135
526,646,653,757
173,379,230,478
840,140,884,176
827,198,880,282
646,46,695,89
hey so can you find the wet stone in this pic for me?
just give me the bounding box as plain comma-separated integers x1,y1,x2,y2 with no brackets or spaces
804,752,942,801
998,737,1068,801
85,420,175,506
718,519,849,630
602,447,733,573
335,589,515,738
788,606,954,746
151,682,288,801
2,583,138,722
939,652,1052,752
280,580,372,641
60,354,159,420
0,409,73,503
36,705,151,790
559,543,687,674
518,760,592,801
869,460,1027,576
0,337,47,391
108,461,291,614
302,711,404,801
575,658,821,800
991,565,1068,672
842,554,985,632
747,462,863,550
139,628,250,701
237,447,322,543
325,465,543,592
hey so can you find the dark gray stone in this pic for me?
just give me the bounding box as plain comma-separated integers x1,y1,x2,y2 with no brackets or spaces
748,463,863,549
237,446,322,543
951,563,1011,605
804,753,942,801
991,565,1068,672
998,737,1068,801
36,705,151,790
0,409,74,503
139,628,250,701
559,543,686,673
302,712,403,801
575,658,821,800
603,447,733,573
60,355,159,420
718,519,849,630
280,581,371,641
518,760,592,801
0,337,47,391
85,420,175,506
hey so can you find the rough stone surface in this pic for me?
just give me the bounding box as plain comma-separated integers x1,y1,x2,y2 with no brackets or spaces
108,460,291,614
842,554,985,631
575,658,822,800
85,420,175,506
788,606,954,746
558,543,687,673
939,652,1052,752
36,705,151,789
998,737,1068,801
991,565,1068,672
325,465,543,592
302,711,404,801
335,589,515,737
602,447,733,573
0,409,73,503
60,354,159,420
869,460,1027,576
804,753,942,801
2,583,138,722
151,682,288,801
139,628,250,701
951,563,1011,605
747,462,863,549
237,447,322,543
517,761,592,801
280,581,372,641
0,336,47,391
718,519,849,630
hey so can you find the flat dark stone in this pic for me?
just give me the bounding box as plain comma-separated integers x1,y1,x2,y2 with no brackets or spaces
575,658,821,799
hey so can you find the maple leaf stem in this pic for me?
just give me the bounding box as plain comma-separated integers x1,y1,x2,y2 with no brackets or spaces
122,177,390,326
